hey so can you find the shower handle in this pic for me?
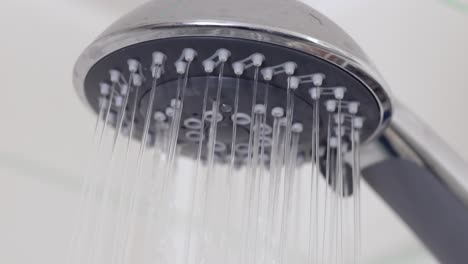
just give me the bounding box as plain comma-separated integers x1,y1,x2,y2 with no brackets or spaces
376,100,468,208
364,101,468,263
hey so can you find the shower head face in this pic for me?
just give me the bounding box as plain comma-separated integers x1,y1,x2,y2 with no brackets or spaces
83,37,382,164
71,1,394,262
74,0,392,165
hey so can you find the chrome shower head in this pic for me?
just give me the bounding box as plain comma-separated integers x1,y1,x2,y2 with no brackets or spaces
73,0,392,167
71,1,468,264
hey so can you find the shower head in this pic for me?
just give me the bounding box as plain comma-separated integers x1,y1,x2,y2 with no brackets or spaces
71,1,468,263
73,0,392,166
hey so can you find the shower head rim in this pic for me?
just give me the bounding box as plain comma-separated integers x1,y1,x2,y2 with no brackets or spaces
73,23,392,143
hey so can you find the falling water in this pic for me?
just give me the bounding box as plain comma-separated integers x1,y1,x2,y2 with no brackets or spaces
69,50,365,264
66,92,108,264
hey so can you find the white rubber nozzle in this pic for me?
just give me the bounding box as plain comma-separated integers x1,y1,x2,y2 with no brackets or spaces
348,102,360,114
313,73,325,87
120,84,129,95
254,104,266,115
127,59,140,73
175,61,187,74
215,142,227,153
329,137,338,148
272,107,284,118
203,60,215,73
186,131,203,142
152,66,162,79
152,51,166,65
252,53,265,67
353,117,364,129
133,74,143,86
153,111,166,122
170,99,181,108
165,107,175,117
231,113,251,126
292,123,304,133
114,96,124,108
262,68,273,81
184,48,197,62
184,117,202,130
204,111,223,122
334,87,346,100
233,62,244,76
309,88,321,100
109,69,121,83
289,76,300,90
217,49,231,62
99,82,111,96
284,62,297,75
326,100,337,112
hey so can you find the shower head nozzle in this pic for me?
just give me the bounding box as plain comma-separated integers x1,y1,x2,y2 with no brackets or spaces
73,0,392,166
